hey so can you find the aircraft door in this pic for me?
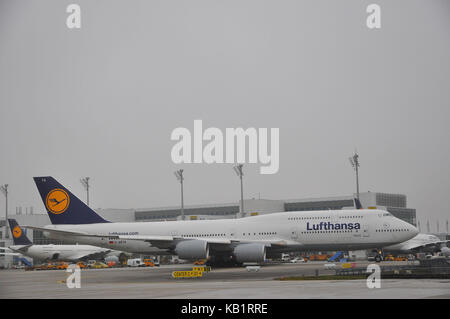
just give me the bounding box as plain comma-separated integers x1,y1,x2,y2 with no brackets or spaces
290,227,299,240
363,224,370,237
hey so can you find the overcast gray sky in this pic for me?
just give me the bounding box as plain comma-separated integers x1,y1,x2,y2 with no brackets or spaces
0,0,449,230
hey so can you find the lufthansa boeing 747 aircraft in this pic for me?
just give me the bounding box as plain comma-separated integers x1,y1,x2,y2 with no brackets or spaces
25,177,419,265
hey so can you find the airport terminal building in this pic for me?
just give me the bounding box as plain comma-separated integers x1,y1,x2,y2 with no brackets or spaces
138,191,416,225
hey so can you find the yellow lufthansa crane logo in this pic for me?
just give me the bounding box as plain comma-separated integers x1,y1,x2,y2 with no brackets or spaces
46,189,70,214
12,226,22,238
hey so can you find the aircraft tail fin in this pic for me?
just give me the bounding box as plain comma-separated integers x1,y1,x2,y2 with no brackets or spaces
33,176,109,224
354,198,363,209
8,219,33,245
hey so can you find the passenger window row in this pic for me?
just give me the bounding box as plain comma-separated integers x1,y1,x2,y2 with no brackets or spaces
182,233,226,237
300,230,353,234
288,215,364,221
375,229,408,232
340,216,363,218
288,217,331,221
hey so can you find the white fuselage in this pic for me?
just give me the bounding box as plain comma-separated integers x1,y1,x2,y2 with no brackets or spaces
8,244,111,261
41,209,418,255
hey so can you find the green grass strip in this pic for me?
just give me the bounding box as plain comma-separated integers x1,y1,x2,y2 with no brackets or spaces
275,275,369,281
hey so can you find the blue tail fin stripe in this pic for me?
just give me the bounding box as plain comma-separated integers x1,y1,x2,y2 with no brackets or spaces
33,176,109,225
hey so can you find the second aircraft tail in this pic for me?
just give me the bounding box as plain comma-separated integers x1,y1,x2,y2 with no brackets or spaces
8,219,33,245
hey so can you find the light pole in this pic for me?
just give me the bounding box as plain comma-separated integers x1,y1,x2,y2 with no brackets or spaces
80,177,90,206
233,164,244,218
174,169,185,221
348,151,360,201
0,184,8,239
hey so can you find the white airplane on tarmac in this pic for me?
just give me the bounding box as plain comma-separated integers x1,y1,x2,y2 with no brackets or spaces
383,233,450,256
25,176,419,265
0,219,127,262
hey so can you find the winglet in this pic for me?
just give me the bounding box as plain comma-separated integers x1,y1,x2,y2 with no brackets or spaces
354,198,363,209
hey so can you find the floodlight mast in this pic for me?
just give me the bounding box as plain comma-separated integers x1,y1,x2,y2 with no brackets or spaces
80,177,90,206
233,164,245,218
174,169,185,221
349,151,360,201
1,184,8,239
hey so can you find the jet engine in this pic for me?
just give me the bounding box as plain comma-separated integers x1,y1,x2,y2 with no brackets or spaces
51,252,60,260
441,247,450,257
175,240,209,260
233,243,266,263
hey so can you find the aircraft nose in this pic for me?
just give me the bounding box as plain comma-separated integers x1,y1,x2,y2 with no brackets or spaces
405,222,419,238
396,219,418,240
410,224,419,236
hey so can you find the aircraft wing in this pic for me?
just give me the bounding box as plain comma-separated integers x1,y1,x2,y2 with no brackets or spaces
0,246,32,253
22,226,290,251
68,249,113,261
23,226,177,242
117,235,292,252
0,247,21,256
0,252,21,256
118,234,289,246
22,226,181,249
23,225,92,237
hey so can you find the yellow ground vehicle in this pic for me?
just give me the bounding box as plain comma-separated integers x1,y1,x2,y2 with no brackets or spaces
46,263,57,270
308,254,330,261
56,262,69,270
143,259,155,267
89,261,108,269
76,261,87,269
34,264,50,271
194,259,206,265
395,256,408,261
384,255,395,261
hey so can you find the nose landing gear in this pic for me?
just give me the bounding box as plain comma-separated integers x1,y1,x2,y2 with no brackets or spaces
374,249,384,262
369,249,384,263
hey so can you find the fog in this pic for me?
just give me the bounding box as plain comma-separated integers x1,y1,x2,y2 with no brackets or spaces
0,0,449,229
